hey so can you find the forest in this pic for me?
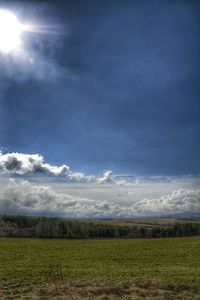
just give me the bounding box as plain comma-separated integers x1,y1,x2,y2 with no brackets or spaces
0,215,200,239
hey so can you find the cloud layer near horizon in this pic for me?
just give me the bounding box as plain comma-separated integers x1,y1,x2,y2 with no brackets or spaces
0,152,199,218
0,152,118,184
0,179,199,218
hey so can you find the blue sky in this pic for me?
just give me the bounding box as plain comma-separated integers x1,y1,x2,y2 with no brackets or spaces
0,1,199,218
0,0,199,175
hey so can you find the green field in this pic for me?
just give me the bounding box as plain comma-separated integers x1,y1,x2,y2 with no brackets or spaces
0,237,200,299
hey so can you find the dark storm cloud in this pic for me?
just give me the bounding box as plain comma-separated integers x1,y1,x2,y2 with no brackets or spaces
0,0,200,175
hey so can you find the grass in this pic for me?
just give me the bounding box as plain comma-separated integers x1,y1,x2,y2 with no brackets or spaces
0,236,200,299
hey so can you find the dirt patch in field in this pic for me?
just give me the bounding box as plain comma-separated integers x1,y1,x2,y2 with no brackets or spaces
0,281,200,300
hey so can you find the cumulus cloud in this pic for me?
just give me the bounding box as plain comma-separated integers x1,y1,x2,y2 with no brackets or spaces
97,170,118,184
0,152,121,184
0,179,125,218
0,152,69,175
0,179,199,218
134,189,200,215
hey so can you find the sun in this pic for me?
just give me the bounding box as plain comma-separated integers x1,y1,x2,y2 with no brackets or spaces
0,9,24,53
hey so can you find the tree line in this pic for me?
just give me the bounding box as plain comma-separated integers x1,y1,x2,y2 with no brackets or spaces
0,215,200,239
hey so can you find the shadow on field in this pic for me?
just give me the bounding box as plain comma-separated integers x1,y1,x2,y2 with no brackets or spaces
0,281,200,300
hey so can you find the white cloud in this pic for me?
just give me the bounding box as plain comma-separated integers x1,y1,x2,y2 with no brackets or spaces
0,152,199,217
0,179,124,218
0,152,120,184
134,189,200,215
0,152,69,176
97,170,117,184
0,179,199,218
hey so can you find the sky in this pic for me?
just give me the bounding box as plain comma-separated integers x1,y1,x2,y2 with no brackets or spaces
0,0,199,218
